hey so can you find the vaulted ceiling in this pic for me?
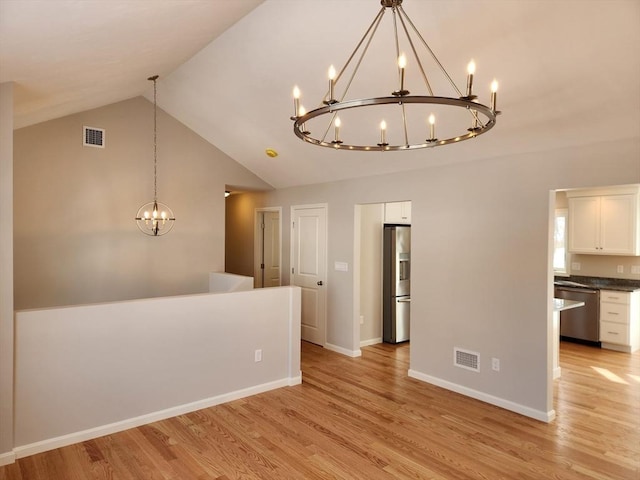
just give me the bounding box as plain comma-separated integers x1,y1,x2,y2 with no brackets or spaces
2,0,639,189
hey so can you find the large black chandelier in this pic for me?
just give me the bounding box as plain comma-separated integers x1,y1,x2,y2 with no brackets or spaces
291,0,500,152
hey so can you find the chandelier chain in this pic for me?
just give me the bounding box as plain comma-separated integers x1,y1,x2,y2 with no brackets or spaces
152,76,158,203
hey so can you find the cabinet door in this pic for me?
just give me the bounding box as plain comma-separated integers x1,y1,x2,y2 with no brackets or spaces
384,202,411,224
600,302,629,324
600,321,629,345
600,194,638,255
568,197,600,253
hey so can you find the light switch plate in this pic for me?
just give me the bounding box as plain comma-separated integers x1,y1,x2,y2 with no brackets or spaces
334,261,349,272
632,265,640,275
571,262,581,271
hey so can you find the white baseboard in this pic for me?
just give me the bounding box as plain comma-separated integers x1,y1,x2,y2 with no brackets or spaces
325,342,362,357
0,451,16,466
408,369,555,423
601,342,633,353
360,337,382,347
13,376,298,460
553,366,561,379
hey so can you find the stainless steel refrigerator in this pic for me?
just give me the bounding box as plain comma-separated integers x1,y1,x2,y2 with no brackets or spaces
383,225,411,343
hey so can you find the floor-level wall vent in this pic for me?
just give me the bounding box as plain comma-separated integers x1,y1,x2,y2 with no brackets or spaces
83,126,105,148
454,347,480,372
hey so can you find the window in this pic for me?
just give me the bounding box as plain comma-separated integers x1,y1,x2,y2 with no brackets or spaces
553,209,569,275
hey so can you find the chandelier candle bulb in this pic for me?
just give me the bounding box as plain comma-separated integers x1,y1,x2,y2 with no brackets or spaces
399,54,406,91
466,60,475,97
334,117,341,142
328,65,336,103
292,85,300,118
428,114,435,140
298,105,308,134
490,79,498,111
380,120,387,144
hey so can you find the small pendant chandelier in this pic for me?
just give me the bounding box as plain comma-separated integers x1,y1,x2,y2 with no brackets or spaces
135,75,175,236
291,0,501,152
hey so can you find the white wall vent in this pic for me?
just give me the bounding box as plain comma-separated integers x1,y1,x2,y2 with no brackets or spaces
454,347,480,372
83,126,105,148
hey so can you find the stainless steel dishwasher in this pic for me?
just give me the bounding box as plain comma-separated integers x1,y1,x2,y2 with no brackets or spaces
554,285,600,345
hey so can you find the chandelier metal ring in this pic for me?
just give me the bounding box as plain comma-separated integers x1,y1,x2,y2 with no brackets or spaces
293,96,497,151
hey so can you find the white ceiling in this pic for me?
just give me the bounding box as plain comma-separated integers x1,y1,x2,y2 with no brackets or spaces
2,0,639,189
0,0,263,127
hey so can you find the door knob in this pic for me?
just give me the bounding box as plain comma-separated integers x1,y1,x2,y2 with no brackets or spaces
317,281,323,286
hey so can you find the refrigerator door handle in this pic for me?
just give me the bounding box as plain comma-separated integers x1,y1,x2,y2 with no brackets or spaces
397,297,411,303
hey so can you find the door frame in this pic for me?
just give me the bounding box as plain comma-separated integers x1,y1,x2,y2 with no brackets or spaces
291,203,328,347
254,206,282,288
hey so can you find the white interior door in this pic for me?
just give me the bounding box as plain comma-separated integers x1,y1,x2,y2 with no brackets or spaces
291,205,327,346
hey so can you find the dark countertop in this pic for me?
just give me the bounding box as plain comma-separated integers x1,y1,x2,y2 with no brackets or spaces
554,275,640,292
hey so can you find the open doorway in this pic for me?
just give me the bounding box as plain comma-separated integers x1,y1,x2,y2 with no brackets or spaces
254,207,282,288
355,201,412,351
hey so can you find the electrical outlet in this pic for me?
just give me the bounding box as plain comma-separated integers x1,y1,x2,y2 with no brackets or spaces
491,357,500,372
617,265,624,274
254,349,262,362
631,266,640,275
359,315,364,325
571,262,581,271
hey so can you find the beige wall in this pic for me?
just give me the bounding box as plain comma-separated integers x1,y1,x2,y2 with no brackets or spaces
555,190,640,280
258,137,640,419
359,203,384,343
224,192,266,278
570,254,640,280
13,97,270,310
0,82,15,463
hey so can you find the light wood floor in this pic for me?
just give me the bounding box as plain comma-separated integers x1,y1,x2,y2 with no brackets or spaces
1,341,638,479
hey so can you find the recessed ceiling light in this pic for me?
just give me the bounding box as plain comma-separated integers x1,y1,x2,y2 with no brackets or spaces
265,148,278,158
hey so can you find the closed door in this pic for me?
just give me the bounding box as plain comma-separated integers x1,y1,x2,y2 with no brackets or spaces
255,209,281,288
291,205,327,346
262,211,281,287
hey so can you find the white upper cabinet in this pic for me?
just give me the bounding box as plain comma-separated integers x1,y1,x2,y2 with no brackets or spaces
567,186,640,256
384,201,411,224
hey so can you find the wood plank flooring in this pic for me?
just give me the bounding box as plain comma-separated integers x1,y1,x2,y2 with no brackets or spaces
1,340,638,479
